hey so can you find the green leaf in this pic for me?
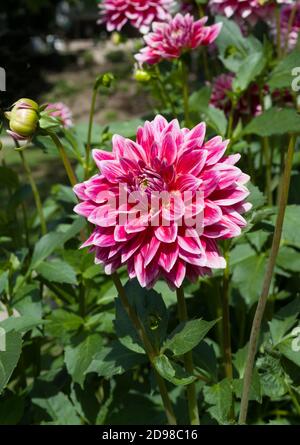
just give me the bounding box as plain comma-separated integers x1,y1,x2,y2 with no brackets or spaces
163,318,218,356
86,341,146,378
248,183,266,210
244,108,300,137
65,333,102,388
46,310,84,341
205,106,227,137
0,315,46,334
115,279,168,353
232,253,267,305
189,86,211,112
36,259,77,285
203,378,233,424
257,355,287,399
153,354,196,386
233,51,266,92
281,205,300,248
278,337,300,367
268,49,300,91
0,392,24,425
233,369,262,403
30,233,64,271
32,392,81,425
0,271,9,296
269,297,300,346
0,330,22,394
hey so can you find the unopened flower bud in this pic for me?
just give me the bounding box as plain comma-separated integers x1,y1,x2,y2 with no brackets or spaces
134,69,151,83
94,73,115,90
111,32,122,45
5,98,39,140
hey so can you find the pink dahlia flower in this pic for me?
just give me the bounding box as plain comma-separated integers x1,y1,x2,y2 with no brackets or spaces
273,2,300,51
46,102,73,128
135,13,222,65
98,0,174,34
208,0,272,26
74,115,251,289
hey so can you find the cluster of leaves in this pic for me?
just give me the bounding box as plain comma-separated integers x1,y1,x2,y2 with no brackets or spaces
1,11,300,425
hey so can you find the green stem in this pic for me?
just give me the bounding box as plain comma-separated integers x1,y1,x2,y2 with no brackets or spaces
79,281,85,317
238,135,296,425
283,3,297,56
180,59,191,127
176,286,200,425
18,150,47,235
111,273,177,425
47,131,77,187
276,5,282,59
154,66,176,116
263,137,273,206
222,247,233,382
85,87,98,179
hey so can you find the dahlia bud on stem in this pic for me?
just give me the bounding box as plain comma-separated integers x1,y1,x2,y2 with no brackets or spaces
5,98,39,141
239,135,296,424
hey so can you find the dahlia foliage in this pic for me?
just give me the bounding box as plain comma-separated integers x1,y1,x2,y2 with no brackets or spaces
98,0,174,34
74,116,250,289
135,13,222,64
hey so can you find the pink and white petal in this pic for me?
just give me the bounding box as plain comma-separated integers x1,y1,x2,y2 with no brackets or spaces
158,242,179,273
155,224,178,243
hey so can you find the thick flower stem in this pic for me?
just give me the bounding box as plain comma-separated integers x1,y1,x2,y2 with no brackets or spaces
221,250,233,381
180,59,191,127
18,150,47,236
176,286,200,425
239,135,296,425
85,87,98,179
111,273,177,425
47,131,77,187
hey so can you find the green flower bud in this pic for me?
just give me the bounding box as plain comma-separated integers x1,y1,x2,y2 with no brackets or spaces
111,32,122,45
94,73,115,90
134,69,151,83
6,98,39,139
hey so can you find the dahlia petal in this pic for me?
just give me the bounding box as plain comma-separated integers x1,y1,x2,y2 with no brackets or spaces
98,160,124,183
158,242,179,272
161,132,177,165
155,224,178,243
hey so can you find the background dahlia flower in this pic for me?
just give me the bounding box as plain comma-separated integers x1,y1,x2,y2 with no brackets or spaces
210,73,263,117
210,73,294,118
74,115,251,289
135,13,222,65
46,102,73,128
273,2,300,51
208,0,272,26
98,0,174,34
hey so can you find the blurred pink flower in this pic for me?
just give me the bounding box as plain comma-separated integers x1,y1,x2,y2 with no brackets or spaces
210,73,263,117
208,0,272,26
135,13,222,65
46,102,73,128
98,0,174,34
273,2,300,51
210,73,294,118
74,115,251,289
